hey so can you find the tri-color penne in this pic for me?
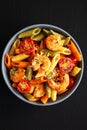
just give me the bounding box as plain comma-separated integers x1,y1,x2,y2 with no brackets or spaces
4,27,82,104
11,54,29,62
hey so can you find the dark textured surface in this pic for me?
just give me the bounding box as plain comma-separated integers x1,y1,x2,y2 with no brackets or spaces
0,1,87,130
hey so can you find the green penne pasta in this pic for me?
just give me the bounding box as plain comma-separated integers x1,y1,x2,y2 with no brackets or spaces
47,72,53,79
31,33,44,41
23,93,39,101
40,49,59,56
43,29,50,36
18,29,34,38
26,66,33,80
63,37,71,46
32,28,41,36
46,85,52,98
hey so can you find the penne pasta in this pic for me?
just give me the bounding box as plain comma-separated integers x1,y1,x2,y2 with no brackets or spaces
31,33,44,41
43,29,50,36
67,40,82,61
18,29,34,38
11,54,29,62
12,61,29,68
46,54,60,75
4,54,12,69
30,77,47,85
9,39,20,56
40,49,59,56
58,37,70,46
50,29,65,39
57,46,71,55
70,66,81,77
32,28,41,36
26,66,33,80
18,28,41,39
23,93,39,101
63,37,71,46
41,95,48,104
51,89,57,101
46,85,52,98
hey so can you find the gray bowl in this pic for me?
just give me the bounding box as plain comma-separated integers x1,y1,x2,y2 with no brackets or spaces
1,24,84,106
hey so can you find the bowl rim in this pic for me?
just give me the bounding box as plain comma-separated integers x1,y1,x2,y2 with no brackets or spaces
1,24,84,106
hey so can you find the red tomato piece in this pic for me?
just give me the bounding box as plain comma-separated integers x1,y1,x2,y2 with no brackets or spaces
19,38,35,54
17,79,31,94
59,57,74,74
68,54,78,65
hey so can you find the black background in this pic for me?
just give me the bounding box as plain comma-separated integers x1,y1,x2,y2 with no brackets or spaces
0,1,87,130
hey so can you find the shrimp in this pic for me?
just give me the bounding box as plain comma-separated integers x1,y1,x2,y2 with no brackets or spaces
32,54,51,78
47,73,69,94
33,84,45,98
45,35,63,51
24,83,45,101
10,68,25,83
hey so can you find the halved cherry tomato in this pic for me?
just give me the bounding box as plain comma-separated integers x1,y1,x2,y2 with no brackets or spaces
68,54,78,65
59,57,74,74
17,79,31,94
68,76,75,89
19,38,35,54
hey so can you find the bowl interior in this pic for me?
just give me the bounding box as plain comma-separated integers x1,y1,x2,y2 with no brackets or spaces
1,24,84,106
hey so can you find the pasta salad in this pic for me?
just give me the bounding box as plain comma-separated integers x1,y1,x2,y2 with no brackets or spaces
4,28,82,104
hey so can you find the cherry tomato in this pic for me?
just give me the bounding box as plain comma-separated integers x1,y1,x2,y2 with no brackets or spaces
59,57,74,74
68,54,78,65
68,76,75,89
17,79,31,94
19,38,35,54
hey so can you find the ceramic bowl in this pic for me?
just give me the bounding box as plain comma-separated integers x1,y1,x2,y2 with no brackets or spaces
1,24,84,106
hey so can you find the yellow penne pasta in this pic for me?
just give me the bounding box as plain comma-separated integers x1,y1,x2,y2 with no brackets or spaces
58,37,70,46
70,66,81,77
50,29,65,39
57,46,71,55
9,39,20,56
11,54,29,62
63,37,71,46
46,85,52,98
46,54,60,75
51,89,57,101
